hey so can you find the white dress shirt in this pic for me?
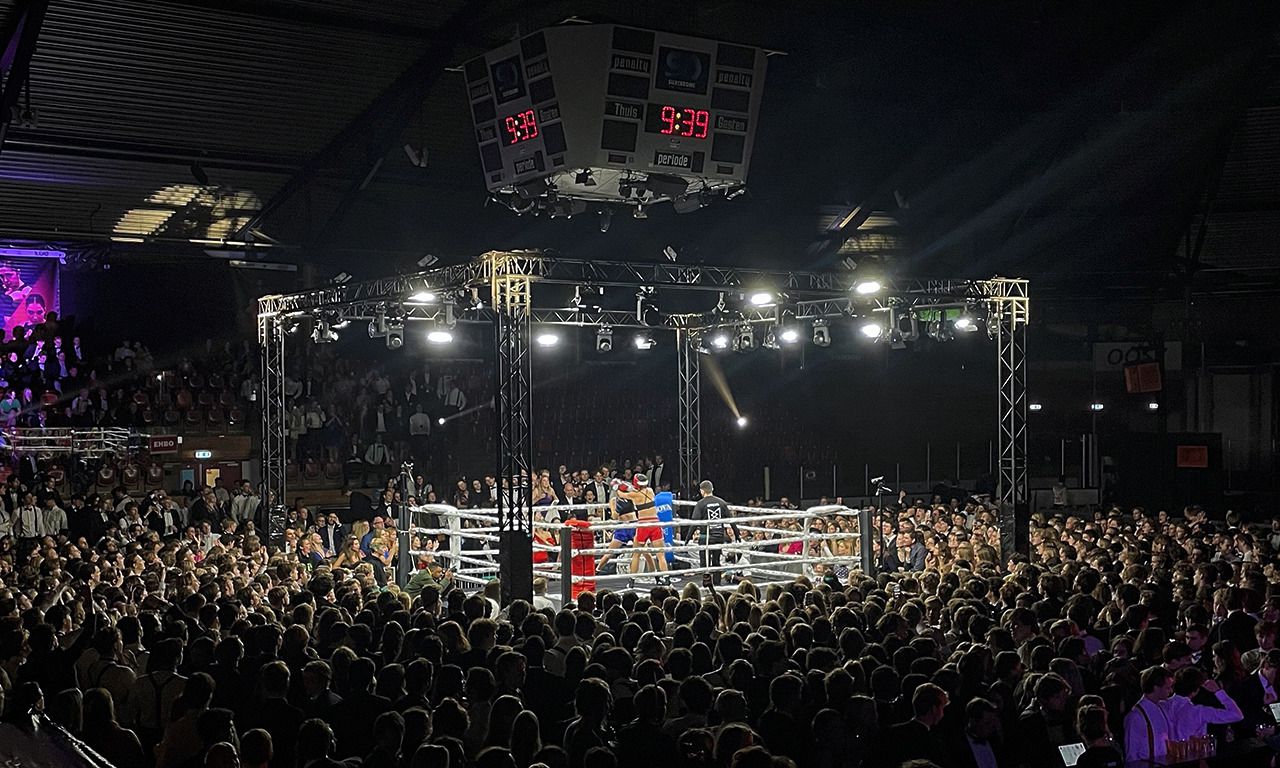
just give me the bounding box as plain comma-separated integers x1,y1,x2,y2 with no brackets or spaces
1124,697,1172,767
1165,689,1243,740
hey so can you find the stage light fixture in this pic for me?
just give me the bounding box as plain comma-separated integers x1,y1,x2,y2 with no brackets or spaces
385,323,404,350
636,289,661,326
926,320,953,343
853,278,882,295
368,312,387,338
535,332,560,348
416,254,438,268
737,416,748,428
859,320,883,339
954,314,978,332
333,319,350,329
812,319,830,347
427,328,453,344
748,291,775,307
710,333,730,350
596,327,613,353
1147,401,1160,411
437,417,446,425
311,318,338,344
735,325,755,352
762,329,779,350
408,291,436,303
1089,402,1105,412
634,334,656,350
779,327,801,344
598,208,612,233
1028,402,1043,412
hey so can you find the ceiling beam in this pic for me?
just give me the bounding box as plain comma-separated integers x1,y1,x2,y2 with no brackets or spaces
0,0,50,158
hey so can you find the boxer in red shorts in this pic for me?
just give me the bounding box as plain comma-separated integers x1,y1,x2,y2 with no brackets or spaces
623,473,668,580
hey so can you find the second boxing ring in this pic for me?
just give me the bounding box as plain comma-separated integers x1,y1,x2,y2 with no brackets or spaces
393,501,875,603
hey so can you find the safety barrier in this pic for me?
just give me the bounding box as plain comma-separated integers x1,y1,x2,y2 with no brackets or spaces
398,501,873,602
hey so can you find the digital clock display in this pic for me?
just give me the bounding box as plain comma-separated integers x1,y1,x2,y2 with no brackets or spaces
503,109,539,145
644,104,710,139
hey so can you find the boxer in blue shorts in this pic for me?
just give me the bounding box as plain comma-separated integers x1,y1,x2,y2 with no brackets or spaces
595,480,636,574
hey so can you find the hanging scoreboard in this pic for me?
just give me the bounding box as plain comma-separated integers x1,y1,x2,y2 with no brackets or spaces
464,24,768,213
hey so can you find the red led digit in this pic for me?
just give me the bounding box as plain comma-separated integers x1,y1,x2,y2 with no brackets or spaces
680,108,696,137
660,105,676,135
522,109,538,139
694,110,710,139
504,115,521,144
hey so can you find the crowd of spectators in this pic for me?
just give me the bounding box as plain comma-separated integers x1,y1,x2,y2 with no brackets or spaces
0,310,255,437
3,469,1280,768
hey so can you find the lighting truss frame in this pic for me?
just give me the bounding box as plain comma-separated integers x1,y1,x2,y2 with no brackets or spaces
256,251,1029,597
258,313,287,509
491,254,535,604
676,329,702,494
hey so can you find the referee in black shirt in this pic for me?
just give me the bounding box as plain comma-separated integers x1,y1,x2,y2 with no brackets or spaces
686,480,736,584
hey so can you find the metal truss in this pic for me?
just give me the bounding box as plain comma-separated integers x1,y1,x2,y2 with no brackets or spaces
258,313,287,509
989,279,1030,509
256,251,1030,593
491,253,534,605
677,329,702,495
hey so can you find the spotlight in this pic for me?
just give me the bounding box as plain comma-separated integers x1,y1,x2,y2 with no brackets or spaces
368,312,387,338
636,289,661,326
859,320,883,339
954,314,978,332
330,272,352,285
427,329,453,344
748,291,775,307
926,320,953,343
1147,401,1160,411
853,278,882,295
311,319,338,344
1089,402,1105,412
812,319,830,347
416,254,438,268
1028,402,1043,412
385,324,404,350
598,208,612,233
596,327,613,353
333,319,350,329
437,417,446,426
408,291,436,303
663,245,678,262
633,206,648,219
762,329,779,350
634,334,656,350
672,194,705,214
710,333,730,350
779,327,801,344
737,416,748,428
535,332,560,348
734,325,755,352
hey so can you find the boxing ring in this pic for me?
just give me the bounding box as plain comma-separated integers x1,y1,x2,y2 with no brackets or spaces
396,502,874,603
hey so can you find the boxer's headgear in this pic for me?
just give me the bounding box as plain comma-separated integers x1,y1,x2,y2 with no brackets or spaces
633,473,649,488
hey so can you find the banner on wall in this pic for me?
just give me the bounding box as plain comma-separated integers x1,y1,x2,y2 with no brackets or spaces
0,255,60,337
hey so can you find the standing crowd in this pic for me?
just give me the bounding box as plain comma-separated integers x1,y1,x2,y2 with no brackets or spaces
1,464,1280,768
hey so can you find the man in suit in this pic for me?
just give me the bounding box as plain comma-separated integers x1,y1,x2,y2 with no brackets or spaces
590,469,610,506
300,660,342,719
1214,587,1260,652
881,530,927,572
344,486,373,522
1013,672,1075,768
949,697,1006,768
1228,648,1280,740
651,454,665,490
888,682,950,767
